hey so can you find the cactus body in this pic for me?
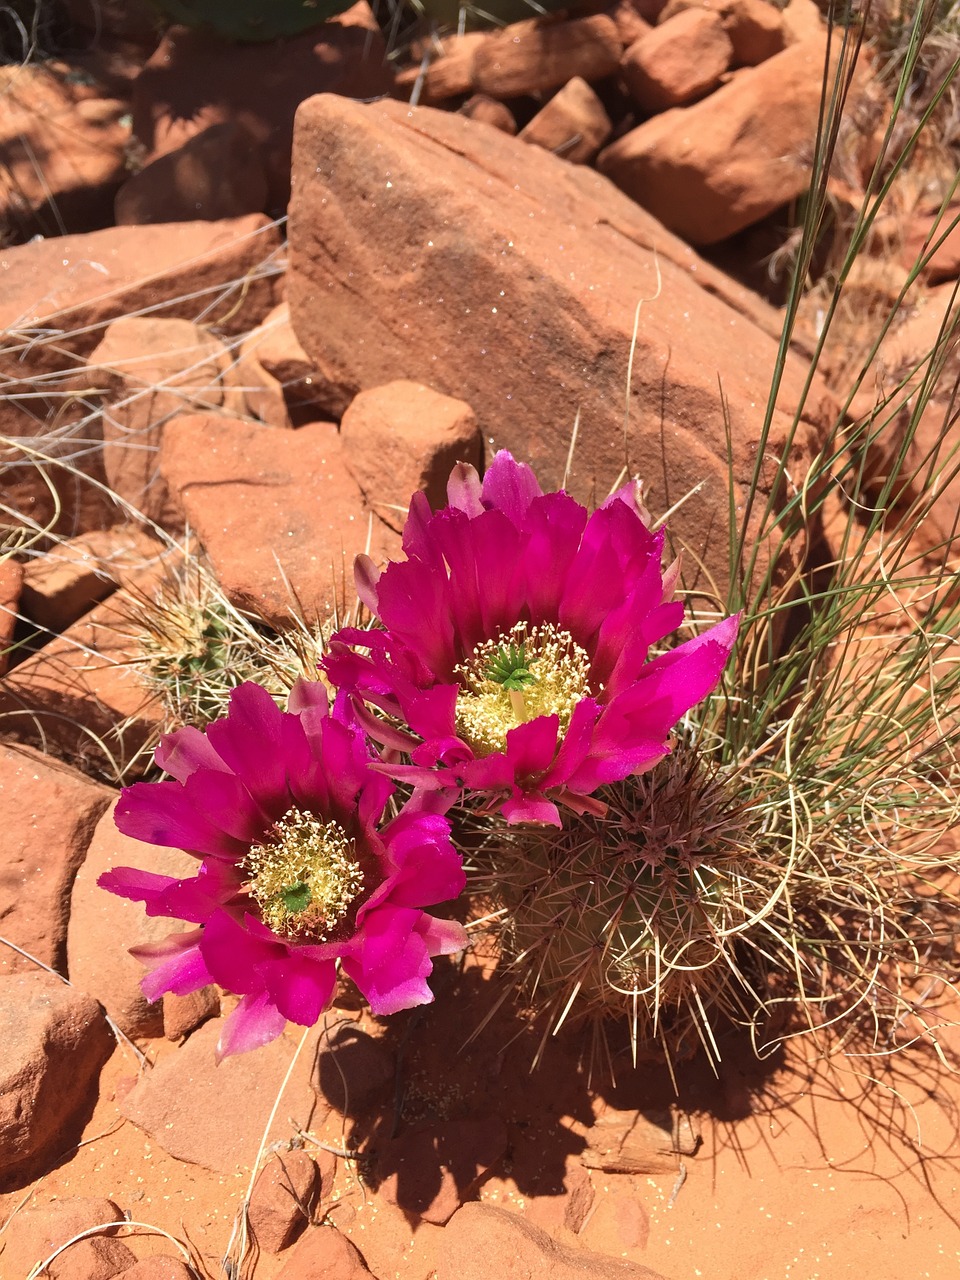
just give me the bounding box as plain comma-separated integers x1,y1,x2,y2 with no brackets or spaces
150,0,354,41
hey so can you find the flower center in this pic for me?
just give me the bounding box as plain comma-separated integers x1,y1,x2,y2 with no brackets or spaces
244,809,364,942
454,621,592,757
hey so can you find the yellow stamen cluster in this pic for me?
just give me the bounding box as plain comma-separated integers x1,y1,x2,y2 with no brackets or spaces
244,809,364,942
454,621,592,757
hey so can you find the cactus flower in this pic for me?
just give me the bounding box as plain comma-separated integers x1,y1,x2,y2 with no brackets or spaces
99,681,466,1058
324,452,740,826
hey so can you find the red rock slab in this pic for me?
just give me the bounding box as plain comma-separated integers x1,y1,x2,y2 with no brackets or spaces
115,121,270,226
160,414,400,630
340,380,482,532
437,1202,669,1280
248,1149,322,1253
471,16,622,99
519,76,612,165
0,970,115,1188
0,574,168,779
658,0,786,66
0,214,280,374
598,37,837,244
239,301,351,429
621,10,733,113
114,1260,198,1280
275,1224,372,1279
0,62,128,241
130,4,394,212
287,96,833,602
0,1196,128,1280
119,1018,325,1174
0,214,281,535
0,742,112,976
85,315,238,525
19,526,164,636
0,557,23,677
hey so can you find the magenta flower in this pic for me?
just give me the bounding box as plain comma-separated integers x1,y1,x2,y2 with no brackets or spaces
99,680,466,1058
325,452,739,826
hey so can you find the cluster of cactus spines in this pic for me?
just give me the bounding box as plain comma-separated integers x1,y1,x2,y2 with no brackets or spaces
473,745,767,1067
126,562,320,730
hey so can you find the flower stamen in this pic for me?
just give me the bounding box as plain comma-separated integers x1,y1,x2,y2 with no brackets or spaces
245,809,364,941
455,621,592,757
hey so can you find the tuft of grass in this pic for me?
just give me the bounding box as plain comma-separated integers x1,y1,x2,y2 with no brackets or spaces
473,0,960,1074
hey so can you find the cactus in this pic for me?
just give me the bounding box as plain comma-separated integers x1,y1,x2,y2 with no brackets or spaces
472,747,765,1065
149,0,356,41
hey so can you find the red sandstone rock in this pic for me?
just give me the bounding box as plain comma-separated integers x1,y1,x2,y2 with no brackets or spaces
606,0,653,48
131,6,393,211
85,315,237,524
0,743,111,976
162,985,220,1041
781,0,823,41
120,1019,323,1174
0,971,114,1187
66,800,200,1037
239,302,349,429
249,1150,321,1253
437,1202,668,1280
2,1196,128,1280
0,558,23,676
340,381,483,532
116,122,269,226
521,1158,596,1236
577,1175,651,1256
0,577,167,776
275,1225,372,1279
621,10,733,113
19,527,164,635
397,33,486,105
0,215,281,536
114,1260,198,1280
599,37,836,244
519,77,612,164
472,16,621,99
312,1022,395,1115
903,201,960,284
376,1117,508,1225
287,96,830,603
0,63,128,240
658,0,785,64
459,95,518,135
159,414,399,630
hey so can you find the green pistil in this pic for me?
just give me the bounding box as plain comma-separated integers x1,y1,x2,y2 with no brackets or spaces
244,810,364,942
454,622,593,757
486,641,536,691
281,881,312,915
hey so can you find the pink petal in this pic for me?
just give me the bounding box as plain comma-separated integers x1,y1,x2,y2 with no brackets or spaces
375,811,464,909
480,451,543,523
115,780,251,860
155,724,230,782
287,677,329,716
216,991,288,1061
341,905,435,1015
201,910,282,995
129,928,213,1000
500,793,562,826
504,715,560,780
446,460,485,516
263,952,336,1025
354,553,382,613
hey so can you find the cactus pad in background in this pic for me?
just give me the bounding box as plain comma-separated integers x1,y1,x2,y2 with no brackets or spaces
149,0,354,41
